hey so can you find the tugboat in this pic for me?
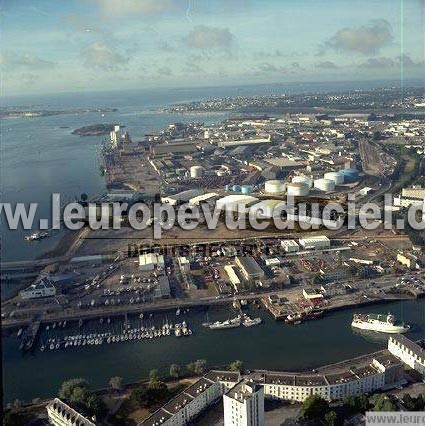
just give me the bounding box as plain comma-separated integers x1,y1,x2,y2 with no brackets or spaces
24,231,49,241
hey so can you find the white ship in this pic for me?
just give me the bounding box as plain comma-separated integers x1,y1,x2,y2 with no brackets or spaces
351,313,410,334
209,316,241,330
243,317,262,327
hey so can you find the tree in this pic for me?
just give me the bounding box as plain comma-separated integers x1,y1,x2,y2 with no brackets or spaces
149,369,161,384
343,394,369,414
373,395,396,412
2,411,24,426
186,359,207,375
58,378,89,400
301,395,330,420
324,410,337,426
169,364,181,379
229,360,244,372
85,394,106,418
70,386,89,406
109,376,123,392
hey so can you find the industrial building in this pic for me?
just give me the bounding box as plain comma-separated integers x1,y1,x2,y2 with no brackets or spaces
298,236,330,250
224,265,241,291
281,240,299,252
161,189,204,206
235,256,264,283
223,381,265,426
216,195,259,213
189,192,219,206
138,253,165,271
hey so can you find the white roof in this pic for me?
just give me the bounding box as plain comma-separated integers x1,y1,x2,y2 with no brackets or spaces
139,253,164,266
281,239,299,247
299,236,330,243
249,199,286,218
216,195,259,212
189,192,218,205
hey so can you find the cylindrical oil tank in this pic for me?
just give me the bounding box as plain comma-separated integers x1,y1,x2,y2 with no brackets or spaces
292,175,313,188
264,180,286,193
190,165,204,178
324,171,344,185
241,185,253,195
225,184,230,192
232,184,241,192
314,178,335,192
340,168,359,182
287,182,309,196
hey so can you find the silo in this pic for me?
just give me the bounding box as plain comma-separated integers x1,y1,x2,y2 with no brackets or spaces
340,168,359,183
241,185,253,195
225,184,230,192
324,171,344,185
232,184,241,192
287,182,310,196
190,165,204,178
264,180,286,194
314,178,335,192
292,175,313,188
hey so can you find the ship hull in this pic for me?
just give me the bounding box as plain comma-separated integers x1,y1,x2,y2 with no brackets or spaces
351,321,409,334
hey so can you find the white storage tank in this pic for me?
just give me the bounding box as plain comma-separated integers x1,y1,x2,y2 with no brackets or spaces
324,171,344,185
287,182,310,196
190,165,204,178
292,175,313,188
264,180,286,194
314,178,335,192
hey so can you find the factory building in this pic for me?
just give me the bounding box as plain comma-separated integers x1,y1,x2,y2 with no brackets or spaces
250,199,286,219
218,137,271,148
153,276,171,299
138,253,165,271
388,335,425,377
281,240,299,253
298,236,330,250
189,192,219,206
394,187,425,207
235,256,264,283
397,252,421,270
223,381,265,426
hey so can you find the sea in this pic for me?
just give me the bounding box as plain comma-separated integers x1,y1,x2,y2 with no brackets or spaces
1,79,424,405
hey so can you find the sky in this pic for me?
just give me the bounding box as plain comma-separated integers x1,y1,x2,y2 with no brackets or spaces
0,0,424,95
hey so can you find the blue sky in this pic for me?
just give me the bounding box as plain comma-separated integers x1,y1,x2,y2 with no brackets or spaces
1,0,424,95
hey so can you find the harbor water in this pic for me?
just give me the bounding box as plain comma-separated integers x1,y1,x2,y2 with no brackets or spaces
3,298,425,404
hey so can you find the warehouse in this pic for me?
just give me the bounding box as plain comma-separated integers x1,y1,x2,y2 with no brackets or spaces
139,253,165,270
215,194,260,213
281,240,299,252
249,199,286,219
298,236,330,250
224,265,241,291
189,192,219,206
235,256,264,283
161,189,204,206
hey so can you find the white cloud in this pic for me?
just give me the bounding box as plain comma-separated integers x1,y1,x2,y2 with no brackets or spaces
0,52,55,71
184,25,234,49
81,42,129,71
325,20,393,55
91,0,175,18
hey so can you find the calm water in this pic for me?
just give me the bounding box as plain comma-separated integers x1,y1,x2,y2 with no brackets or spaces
3,299,425,404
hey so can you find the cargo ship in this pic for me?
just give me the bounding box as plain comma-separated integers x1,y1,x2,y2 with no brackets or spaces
209,316,242,330
351,313,410,334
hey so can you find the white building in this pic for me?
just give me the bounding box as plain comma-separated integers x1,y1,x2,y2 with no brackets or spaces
388,334,425,377
298,236,330,250
216,195,259,214
224,265,241,290
178,256,190,272
263,353,404,402
20,277,56,300
141,371,240,426
46,398,95,426
223,381,265,426
138,253,165,271
394,187,425,208
281,240,299,253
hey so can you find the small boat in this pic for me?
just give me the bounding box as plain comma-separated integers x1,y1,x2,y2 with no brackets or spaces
17,328,23,338
176,308,181,316
24,231,49,241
